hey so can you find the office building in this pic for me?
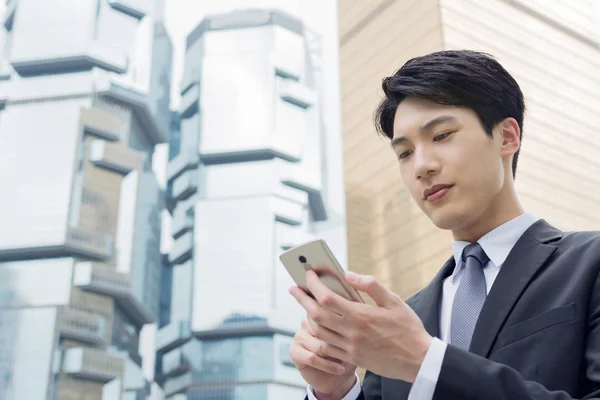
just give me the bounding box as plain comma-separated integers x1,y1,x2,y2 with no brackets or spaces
338,0,600,299
157,8,347,399
0,0,172,398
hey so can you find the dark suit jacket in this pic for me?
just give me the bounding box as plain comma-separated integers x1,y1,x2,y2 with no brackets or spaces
307,219,600,399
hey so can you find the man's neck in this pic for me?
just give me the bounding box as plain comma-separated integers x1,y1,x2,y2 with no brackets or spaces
452,187,525,243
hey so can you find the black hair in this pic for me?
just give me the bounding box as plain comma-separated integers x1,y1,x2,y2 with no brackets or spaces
374,50,525,178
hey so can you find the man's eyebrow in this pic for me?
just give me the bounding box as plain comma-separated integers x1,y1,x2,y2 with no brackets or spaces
391,115,458,148
421,115,458,132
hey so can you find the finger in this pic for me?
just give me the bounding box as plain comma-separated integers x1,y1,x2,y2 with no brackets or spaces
305,270,354,315
297,327,346,359
303,318,348,351
290,287,344,333
290,344,346,375
345,272,395,307
320,340,354,365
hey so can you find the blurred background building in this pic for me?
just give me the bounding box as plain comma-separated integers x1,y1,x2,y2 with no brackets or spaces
339,0,600,300
0,0,346,399
0,0,172,399
154,7,347,399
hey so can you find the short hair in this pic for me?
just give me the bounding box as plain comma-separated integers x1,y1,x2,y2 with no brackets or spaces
374,50,525,178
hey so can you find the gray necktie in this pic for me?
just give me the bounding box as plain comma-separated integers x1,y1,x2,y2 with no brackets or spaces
450,242,490,351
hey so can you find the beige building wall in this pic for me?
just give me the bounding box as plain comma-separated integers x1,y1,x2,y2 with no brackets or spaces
339,0,600,301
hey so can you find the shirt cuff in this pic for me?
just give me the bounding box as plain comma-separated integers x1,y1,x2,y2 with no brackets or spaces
306,373,361,400
407,337,447,400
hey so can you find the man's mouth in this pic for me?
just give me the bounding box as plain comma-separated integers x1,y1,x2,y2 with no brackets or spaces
423,184,454,202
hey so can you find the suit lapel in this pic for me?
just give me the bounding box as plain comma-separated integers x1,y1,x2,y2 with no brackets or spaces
382,257,454,398
469,219,562,357
411,257,455,338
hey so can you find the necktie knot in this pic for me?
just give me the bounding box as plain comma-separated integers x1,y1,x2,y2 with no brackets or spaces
462,242,489,266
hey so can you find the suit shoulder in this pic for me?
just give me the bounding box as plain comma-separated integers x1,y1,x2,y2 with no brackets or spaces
557,230,600,269
561,230,600,248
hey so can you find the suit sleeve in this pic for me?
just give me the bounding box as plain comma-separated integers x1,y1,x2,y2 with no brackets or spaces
354,294,422,399
359,370,383,400
433,269,600,400
433,345,600,400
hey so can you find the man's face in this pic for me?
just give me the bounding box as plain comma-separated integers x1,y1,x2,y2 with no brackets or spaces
391,98,507,231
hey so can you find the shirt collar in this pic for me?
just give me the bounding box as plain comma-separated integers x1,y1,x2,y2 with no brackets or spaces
451,212,539,280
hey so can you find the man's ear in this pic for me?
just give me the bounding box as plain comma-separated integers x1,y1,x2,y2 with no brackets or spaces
498,117,520,158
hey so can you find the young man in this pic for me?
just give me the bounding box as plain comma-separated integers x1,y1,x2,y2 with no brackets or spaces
289,50,600,399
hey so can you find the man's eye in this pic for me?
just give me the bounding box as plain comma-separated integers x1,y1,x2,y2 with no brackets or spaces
398,150,413,160
434,132,453,141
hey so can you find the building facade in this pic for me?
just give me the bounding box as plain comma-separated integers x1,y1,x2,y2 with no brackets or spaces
0,0,172,399
338,0,600,300
156,8,348,399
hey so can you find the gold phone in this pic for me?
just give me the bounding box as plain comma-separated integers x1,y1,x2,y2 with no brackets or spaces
280,239,365,303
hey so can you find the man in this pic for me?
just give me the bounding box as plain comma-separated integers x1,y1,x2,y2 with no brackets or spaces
288,50,600,399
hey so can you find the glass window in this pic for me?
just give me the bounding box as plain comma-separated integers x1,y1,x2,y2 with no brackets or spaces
191,337,273,384
111,306,142,366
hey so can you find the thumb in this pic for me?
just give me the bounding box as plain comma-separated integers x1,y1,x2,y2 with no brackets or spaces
345,272,393,307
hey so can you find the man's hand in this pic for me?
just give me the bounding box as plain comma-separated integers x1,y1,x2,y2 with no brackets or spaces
289,270,433,383
289,317,357,398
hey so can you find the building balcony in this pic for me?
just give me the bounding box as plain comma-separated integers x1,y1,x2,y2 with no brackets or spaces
0,226,112,262
11,41,128,76
73,261,155,326
163,372,193,398
171,206,193,239
172,170,197,202
122,358,151,396
57,307,107,345
272,196,304,226
80,106,126,142
65,226,114,260
167,149,200,183
89,139,142,175
180,81,200,118
166,395,188,400
108,0,148,20
93,77,167,145
278,80,317,109
156,320,191,353
62,347,124,382
169,231,193,265
4,0,16,30
161,347,190,378
278,163,327,222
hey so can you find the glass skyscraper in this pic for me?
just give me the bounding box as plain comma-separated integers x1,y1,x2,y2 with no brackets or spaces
0,0,172,399
156,8,348,399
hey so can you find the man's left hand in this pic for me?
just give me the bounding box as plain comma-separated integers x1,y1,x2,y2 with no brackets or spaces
289,270,433,383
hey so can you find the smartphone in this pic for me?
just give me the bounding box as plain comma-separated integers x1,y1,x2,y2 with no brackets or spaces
279,239,365,303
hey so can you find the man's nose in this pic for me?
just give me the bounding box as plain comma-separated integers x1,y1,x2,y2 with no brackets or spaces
413,148,440,180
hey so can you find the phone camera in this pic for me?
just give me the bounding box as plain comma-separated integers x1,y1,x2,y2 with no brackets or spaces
298,255,307,263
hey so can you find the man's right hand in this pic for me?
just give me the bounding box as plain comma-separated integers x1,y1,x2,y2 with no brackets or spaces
290,318,357,399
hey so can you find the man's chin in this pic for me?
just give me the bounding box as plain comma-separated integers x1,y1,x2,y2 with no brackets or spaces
426,207,466,231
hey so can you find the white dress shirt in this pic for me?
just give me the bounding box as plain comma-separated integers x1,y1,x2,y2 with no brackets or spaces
307,212,539,400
